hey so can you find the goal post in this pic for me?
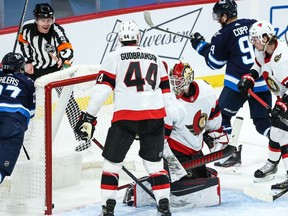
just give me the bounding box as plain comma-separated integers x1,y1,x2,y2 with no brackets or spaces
0,65,146,215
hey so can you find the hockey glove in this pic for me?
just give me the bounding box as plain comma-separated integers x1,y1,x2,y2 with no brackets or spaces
271,96,288,122
190,32,209,55
203,128,229,152
74,111,97,141
237,74,255,96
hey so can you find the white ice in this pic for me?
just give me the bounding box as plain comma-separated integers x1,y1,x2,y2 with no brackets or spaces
1,87,287,216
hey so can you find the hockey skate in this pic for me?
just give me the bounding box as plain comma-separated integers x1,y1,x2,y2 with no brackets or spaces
156,198,171,216
75,140,92,152
213,145,242,173
253,159,279,183
101,199,116,216
271,179,288,190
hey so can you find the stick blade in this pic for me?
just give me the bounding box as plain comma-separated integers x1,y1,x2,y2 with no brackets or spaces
144,10,156,28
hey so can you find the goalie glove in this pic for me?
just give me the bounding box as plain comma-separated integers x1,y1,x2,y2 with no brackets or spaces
203,128,229,152
74,111,97,141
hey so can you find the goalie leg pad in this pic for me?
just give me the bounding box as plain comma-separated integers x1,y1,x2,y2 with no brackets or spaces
126,175,221,208
170,176,220,207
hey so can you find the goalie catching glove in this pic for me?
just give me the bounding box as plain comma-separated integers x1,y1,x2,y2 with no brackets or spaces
203,128,229,152
74,111,97,141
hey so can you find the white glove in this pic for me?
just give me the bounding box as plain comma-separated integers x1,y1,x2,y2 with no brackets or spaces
203,128,229,152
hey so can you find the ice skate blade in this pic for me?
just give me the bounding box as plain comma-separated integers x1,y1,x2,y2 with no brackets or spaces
253,175,275,183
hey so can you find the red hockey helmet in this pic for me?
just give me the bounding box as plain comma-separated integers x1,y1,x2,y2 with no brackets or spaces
169,61,194,98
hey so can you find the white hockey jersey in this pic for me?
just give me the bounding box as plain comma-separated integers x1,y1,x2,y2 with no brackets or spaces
251,40,288,97
86,45,171,121
164,79,222,154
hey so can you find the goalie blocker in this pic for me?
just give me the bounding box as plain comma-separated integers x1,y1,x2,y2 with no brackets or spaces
123,167,220,208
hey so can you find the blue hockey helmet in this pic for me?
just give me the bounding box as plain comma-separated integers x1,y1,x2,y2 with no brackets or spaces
213,0,237,20
1,52,25,73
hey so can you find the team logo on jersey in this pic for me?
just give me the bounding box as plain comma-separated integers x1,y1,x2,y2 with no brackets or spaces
274,53,282,62
185,110,208,135
266,77,280,93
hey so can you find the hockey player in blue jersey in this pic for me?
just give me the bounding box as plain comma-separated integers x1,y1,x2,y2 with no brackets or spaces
0,52,35,184
190,0,272,168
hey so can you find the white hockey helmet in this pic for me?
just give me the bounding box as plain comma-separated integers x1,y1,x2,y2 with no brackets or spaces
249,20,275,44
118,20,140,45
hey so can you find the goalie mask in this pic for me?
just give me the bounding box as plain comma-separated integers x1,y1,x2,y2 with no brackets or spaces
169,61,194,98
213,0,237,21
1,52,25,73
249,20,275,45
118,20,140,45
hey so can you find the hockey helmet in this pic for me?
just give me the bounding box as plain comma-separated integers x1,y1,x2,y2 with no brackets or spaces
1,52,25,73
249,20,275,44
213,0,237,20
118,20,140,45
33,3,54,19
169,61,194,98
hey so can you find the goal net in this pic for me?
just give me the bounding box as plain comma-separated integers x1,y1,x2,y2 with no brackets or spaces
0,65,145,215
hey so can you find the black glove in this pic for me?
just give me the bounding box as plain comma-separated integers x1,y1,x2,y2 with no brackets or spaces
190,32,210,55
237,74,255,96
74,111,97,141
271,99,288,120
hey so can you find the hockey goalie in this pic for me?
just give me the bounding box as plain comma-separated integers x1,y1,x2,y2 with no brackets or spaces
123,61,229,208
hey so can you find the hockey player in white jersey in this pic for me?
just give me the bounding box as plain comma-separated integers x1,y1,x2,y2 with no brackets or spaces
74,20,172,216
123,61,229,208
238,20,288,186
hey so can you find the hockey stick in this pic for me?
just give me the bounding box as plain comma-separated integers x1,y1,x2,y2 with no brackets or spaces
92,138,155,200
244,185,288,202
22,145,30,160
143,11,192,39
247,89,288,127
182,116,243,170
13,0,29,53
117,117,243,186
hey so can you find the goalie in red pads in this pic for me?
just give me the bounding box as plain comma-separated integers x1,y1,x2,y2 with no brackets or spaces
123,61,228,208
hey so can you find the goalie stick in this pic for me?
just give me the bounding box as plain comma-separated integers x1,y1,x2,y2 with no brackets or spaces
116,116,243,190
247,89,288,127
182,116,243,170
143,11,192,39
92,138,155,200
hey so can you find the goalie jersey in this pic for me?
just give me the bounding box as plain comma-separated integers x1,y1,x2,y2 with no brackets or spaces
203,18,268,93
164,79,221,153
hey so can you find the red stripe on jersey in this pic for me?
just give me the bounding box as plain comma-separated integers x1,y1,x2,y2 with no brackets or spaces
281,76,288,88
101,184,118,190
168,138,198,155
98,70,116,79
282,153,288,159
112,108,166,122
162,88,171,93
268,145,281,152
150,170,169,178
151,183,170,190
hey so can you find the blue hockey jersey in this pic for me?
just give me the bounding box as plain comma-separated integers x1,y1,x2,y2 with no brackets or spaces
0,72,35,126
203,19,268,93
